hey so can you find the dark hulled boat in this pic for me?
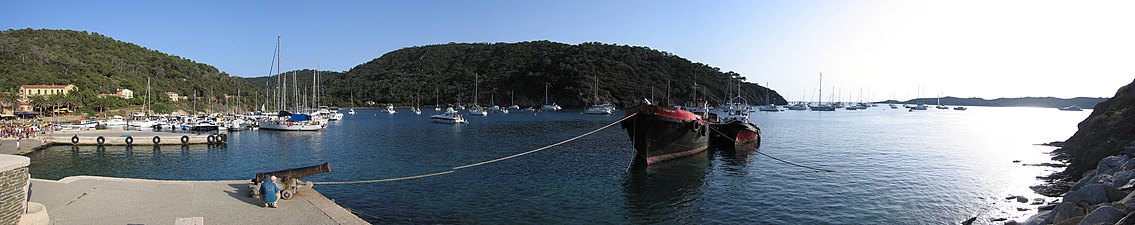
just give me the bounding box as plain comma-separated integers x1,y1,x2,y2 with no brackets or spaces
709,99,762,152
621,103,711,169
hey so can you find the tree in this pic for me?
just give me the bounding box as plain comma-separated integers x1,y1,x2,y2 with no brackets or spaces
29,95,46,116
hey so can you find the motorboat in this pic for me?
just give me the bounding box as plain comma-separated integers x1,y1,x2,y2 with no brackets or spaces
386,104,397,114
954,106,967,111
431,107,467,123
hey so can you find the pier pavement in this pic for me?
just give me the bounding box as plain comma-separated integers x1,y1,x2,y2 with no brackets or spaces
29,176,368,225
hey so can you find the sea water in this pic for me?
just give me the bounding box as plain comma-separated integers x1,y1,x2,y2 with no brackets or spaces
26,106,1089,224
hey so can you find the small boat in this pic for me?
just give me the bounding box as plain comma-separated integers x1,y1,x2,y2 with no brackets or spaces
786,103,809,110
411,107,422,115
910,104,929,110
100,115,128,129
431,107,467,123
953,106,967,111
711,96,762,151
810,104,836,111
466,105,488,116
1059,105,1084,111
584,105,614,114
621,100,710,169
386,104,397,114
508,105,520,110
541,83,561,111
758,104,782,112
347,109,356,115
935,105,949,109
809,73,835,111
258,111,324,131
889,104,898,109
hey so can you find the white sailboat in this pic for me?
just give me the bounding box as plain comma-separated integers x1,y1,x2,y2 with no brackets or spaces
584,75,613,115
541,83,561,111
257,36,324,131
810,73,836,111
467,73,488,116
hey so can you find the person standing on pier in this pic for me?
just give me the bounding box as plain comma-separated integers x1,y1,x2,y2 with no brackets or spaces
261,175,280,208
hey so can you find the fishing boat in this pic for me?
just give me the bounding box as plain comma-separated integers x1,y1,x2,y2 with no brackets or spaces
430,107,467,123
258,111,324,131
710,95,762,151
621,99,710,169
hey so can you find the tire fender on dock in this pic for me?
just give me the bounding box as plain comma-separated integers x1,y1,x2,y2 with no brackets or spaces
71,135,79,144
96,136,105,145
207,135,215,144
125,136,133,145
181,135,189,144
153,136,161,144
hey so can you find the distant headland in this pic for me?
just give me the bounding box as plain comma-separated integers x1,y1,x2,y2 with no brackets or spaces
876,97,1108,108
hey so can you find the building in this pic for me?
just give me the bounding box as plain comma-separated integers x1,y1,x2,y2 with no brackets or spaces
166,92,180,102
97,89,133,99
19,84,76,97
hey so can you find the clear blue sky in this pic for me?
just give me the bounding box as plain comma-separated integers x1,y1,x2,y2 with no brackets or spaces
4,1,1133,100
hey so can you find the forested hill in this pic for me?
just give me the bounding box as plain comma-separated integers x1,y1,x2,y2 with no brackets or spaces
0,29,256,101
891,97,1108,108
320,41,786,108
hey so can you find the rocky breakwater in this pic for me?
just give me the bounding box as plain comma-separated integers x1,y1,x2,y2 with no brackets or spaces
1017,79,1135,225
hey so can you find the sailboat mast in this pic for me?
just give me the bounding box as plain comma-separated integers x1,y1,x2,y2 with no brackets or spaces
818,73,823,104
145,77,150,115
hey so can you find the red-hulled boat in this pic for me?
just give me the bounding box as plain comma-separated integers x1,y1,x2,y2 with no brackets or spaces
709,102,761,151
620,103,710,169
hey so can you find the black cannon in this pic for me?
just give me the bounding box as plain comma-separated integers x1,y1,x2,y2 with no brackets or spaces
249,163,331,200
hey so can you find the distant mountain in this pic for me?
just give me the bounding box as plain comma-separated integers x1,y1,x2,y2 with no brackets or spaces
315,41,786,108
879,97,1108,108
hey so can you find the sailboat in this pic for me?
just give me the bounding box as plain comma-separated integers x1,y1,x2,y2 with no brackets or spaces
467,73,488,116
935,93,949,109
348,93,357,115
411,91,422,115
541,83,561,111
434,87,442,111
257,37,324,131
508,90,520,110
585,75,614,115
757,82,782,112
810,73,836,111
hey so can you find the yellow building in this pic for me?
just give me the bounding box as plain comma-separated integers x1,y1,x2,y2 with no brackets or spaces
19,84,76,97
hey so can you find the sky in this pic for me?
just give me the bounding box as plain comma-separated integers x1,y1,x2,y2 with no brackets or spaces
3,0,1133,100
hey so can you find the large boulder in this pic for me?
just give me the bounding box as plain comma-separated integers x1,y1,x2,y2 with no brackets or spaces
1024,210,1055,225
1077,206,1125,225
1054,202,1088,224
1064,184,1125,205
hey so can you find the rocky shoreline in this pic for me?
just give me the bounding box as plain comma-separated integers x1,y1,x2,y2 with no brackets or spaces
990,79,1135,224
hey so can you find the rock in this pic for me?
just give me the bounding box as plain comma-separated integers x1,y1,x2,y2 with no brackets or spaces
1024,210,1054,225
1053,202,1087,223
1115,211,1135,225
1017,196,1029,203
1018,207,1030,211
990,217,1008,222
962,216,977,225
1121,191,1135,212
1077,206,1125,225
1040,203,1059,210
1003,220,1020,225
1055,215,1084,225
1014,160,1022,163
1114,170,1135,188
1063,184,1126,205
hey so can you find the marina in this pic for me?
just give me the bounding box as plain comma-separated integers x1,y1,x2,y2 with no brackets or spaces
22,106,1088,223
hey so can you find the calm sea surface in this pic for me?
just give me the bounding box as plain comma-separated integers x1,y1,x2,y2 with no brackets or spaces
26,106,1090,224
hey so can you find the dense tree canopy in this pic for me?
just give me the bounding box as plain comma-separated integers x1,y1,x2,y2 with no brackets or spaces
0,29,259,114
297,41,785,108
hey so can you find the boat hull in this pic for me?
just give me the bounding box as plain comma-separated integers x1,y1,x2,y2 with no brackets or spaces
257,121,323,131
709,121,761,151
621,105,710,169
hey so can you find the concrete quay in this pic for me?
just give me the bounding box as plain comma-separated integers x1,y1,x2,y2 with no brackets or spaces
29,176,368,225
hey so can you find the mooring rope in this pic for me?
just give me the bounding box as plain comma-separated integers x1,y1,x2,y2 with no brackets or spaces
707,126,834,173
311,112,638,185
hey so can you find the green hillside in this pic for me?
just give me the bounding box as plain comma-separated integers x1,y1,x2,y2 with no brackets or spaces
315,41,786,108
0,29,258,114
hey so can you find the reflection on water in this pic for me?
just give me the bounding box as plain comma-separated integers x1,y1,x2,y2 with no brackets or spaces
624,151,711,224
